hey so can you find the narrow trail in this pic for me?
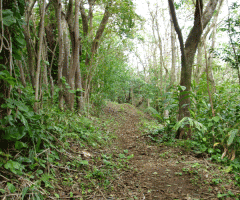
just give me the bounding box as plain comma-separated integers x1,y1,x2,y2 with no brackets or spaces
1,102,238,200
100,103,237,200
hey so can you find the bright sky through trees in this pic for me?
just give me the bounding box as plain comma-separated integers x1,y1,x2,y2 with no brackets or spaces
130,0,236,72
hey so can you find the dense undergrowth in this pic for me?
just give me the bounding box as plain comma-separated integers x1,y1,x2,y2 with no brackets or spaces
146,81,240,190
0,77,240,199
1,0,240,199
0,86,129,199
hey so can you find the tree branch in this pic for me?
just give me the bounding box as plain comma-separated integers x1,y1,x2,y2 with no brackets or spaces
80,1,88,36
168,0,186,66
90,1,112,55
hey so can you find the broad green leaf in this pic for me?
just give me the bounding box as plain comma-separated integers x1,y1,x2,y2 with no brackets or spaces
34,193,42,200
16,36,26,46
22,187,29,200
208,148,214,154
54,193,60,198
212,116,220,123
127,154,134,159
227,129,238,146
4,160,25,175
2,10,16,26
189,118,193,127
36,170,43,175
79,160,88,165
228,190,235,197
0,70,16,85
224,166,233,173
13,49,22,60
123,149,128,154
15,141,28,150
0,189,6,194
173,117,188,130
103,159,111,166
18,113,29,129
217,193,228,198
16,101,29,112
189,109,196,118
4,126,27,141
7,182,16,193
197,122,205,131
68,90,76,94
178,85,186,91
69,192,73,197
16,157,32,163
76,88,84,92
208,122,213,127
119,153,125,158
44,61,50,65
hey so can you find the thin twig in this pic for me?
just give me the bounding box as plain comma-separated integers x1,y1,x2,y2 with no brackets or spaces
0,174,10,181
90,180,107,200
36,148,50,157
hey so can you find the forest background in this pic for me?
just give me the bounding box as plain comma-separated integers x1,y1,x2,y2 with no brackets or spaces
0,0,240,199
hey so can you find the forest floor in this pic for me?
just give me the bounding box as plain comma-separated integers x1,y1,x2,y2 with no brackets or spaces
92,102,240,200
2,102,240,200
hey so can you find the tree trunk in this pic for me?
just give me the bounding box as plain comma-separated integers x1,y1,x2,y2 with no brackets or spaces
42,40,48,88
23,0,37,89
34,0,46,112
18,60,27,87
54,0,64,110
237,67,240,85
195,41,204,84
83,2,112,101
75,65,83,111
63,20,71,106
73,0,82,111
66,0,82,111
168,0,219,139
170,15,176,86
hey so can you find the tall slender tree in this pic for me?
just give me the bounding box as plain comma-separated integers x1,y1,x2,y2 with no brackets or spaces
54,0,64,110
168,0,219,138
170,13,176,86
65,0,82,111
34,0,46,112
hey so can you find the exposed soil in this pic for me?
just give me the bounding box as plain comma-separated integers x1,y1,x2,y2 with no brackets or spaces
98,102,240,200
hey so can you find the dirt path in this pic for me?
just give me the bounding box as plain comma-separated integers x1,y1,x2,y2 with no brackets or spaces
1,102,239,200
100,103,238,200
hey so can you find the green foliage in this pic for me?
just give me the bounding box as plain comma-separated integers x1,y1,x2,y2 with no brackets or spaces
144,107,162,121
217,2,240,80
148,80,240,185
2,9,16,26
2,0,26,60
0,69,16,85
90,35,132,106
148,126,176,144
4,160,25,175
7,182,16,193
0,77,111,199
110,0,140,38
1,0,240,197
